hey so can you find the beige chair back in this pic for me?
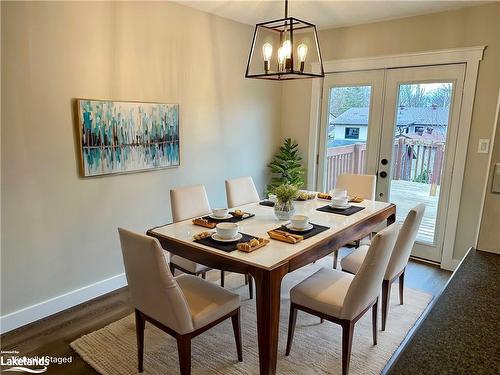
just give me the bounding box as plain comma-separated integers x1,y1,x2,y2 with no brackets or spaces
225,176,260,208
170,184,211,222
341,224,398,320
385,204,425,280
118,228,194,334
336,174,376,200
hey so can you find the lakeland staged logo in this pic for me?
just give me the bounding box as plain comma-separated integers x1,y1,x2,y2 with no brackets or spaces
1,351,72,373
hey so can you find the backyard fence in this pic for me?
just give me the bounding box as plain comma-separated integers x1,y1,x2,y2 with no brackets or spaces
325,138,444,195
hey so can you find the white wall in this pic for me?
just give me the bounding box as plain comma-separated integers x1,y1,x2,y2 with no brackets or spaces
1,1,281,324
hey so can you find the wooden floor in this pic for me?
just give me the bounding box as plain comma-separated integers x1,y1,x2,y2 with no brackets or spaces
1,257,450,375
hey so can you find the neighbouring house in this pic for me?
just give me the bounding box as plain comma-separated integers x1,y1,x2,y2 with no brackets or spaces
329,106,449,146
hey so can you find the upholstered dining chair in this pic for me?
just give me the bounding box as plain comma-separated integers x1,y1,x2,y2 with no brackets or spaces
224,176,260,298
171,184,253,299
118,228,242,375
169,185,214,280
340,204,425,330
225,176,260,208
285,224,398,375
332,173,378,268
336,173,377,201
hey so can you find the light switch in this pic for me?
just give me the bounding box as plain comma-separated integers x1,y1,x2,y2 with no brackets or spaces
493,164,500,193
478,139,490,154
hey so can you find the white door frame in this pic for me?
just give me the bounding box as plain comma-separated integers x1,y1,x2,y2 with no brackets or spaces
308,46,485,270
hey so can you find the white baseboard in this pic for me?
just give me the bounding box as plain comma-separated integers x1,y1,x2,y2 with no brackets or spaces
0,273,127,334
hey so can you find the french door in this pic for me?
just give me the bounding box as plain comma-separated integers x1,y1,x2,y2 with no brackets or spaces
318,64,466,263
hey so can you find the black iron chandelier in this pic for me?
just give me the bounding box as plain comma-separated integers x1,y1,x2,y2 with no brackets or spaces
245,0,324,80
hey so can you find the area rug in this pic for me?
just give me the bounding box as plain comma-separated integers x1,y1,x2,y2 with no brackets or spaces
71,257,432,374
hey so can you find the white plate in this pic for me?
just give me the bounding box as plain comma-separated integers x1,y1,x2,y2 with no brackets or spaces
209,213,232,220
211,233,243,242
286,223,314,232
329,203,351,209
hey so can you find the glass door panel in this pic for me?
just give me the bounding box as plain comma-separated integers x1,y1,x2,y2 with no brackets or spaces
318,70,384,192
378,65,465,262
390,83,451,244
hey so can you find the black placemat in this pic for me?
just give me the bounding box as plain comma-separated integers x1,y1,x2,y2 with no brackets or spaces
275,223,330,240
259,200,275,207
316,204,365,216
194,233,257,252
201,213,255,223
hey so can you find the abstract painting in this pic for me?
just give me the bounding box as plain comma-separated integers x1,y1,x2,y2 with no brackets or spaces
77,99,180,177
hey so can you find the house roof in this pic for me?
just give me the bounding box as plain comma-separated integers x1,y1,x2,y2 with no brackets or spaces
331,106,450,126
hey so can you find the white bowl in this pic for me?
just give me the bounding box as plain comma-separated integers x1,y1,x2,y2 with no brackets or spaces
290,215,310,229
216,223,239,240
331,197,348,206
212,208,229,218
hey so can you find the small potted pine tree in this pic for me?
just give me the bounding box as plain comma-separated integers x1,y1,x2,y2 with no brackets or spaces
267,138,305,193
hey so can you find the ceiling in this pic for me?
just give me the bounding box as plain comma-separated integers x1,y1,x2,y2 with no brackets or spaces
179,0,486,29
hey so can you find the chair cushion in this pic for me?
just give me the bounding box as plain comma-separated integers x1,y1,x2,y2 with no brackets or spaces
176,274,240,330
171,255,210,274
340,245,369,275
290,267,354,318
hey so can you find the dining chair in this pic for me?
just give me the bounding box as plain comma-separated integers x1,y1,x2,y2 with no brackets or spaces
118,228,242,375
285,224,398,375
340,204,425,330
170,185,214,280
171,184,253,299
332,173,377,268
225,176,260,208
224,176,259,298
335,173,377,200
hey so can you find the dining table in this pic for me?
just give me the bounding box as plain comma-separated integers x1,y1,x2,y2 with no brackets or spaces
147,197,396,375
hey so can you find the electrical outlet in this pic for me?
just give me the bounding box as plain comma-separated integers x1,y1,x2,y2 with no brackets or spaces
478,139,490,154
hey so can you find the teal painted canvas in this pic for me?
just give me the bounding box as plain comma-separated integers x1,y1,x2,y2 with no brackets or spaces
77,100,180,177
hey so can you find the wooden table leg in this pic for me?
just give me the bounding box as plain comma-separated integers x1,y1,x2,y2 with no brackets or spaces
252,264,288,375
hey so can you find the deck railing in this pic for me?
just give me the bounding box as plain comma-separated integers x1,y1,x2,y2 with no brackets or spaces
325,138,444,195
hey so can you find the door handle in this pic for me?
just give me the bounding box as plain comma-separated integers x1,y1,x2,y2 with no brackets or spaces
379,171,387,178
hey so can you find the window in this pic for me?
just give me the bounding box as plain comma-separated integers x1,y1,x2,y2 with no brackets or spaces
414,126,424,135
345,127,360,139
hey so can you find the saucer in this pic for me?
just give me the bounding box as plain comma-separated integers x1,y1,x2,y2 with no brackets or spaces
286,223,314,232
330,203,351,209
209,213,232,220
211,233,243,242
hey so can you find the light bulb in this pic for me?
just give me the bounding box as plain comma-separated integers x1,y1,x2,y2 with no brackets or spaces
297,43,308,62
277,47,286,72
262,43,273,62
282,40,292,58
277,47,286,64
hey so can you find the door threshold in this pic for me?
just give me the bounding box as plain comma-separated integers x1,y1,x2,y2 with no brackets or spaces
409,255,441,268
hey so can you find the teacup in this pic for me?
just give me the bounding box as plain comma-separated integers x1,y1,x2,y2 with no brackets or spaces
330,188,347,199
212,208,229,218
290,215,310,229
216,222,239,240
268,194,277,203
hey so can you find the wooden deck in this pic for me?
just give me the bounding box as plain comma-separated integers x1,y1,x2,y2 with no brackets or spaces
390,180,439,244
